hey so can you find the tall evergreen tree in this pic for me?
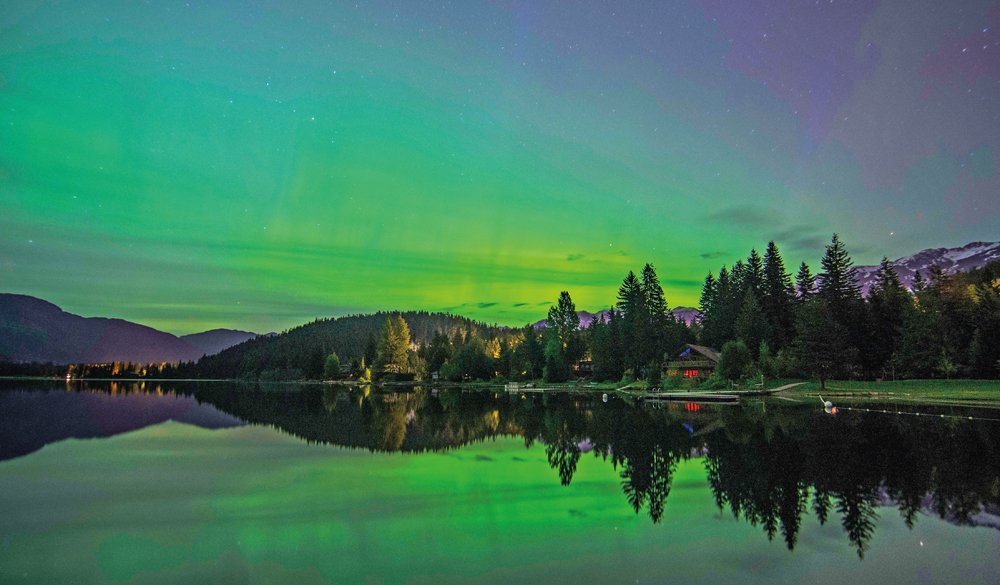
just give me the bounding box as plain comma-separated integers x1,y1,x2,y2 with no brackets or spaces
731,259,747,304
734,290,771,360
605,309,626,381
866,258,912,378
641,263,670,365
795,262,817,304
816,234,862,375
641,264,669,322
762,241,796,350
617,271,642,317
617,271,648,374
375,314,412,374
793,299,844,390
818,233,861,321
546,291,581,340
710,266,737,349
745,249,765,301
521,325,545,380
698,272,719,348
699,272,717,318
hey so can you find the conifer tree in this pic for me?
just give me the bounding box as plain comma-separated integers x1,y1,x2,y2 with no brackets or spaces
745,249,765,301
818,233,861,321
734,290,771,359
641,263,669,322
762,241,796,349
375,314,412,374
699,272,717,317
796,262,817,303
698,272,719,347
731,259,747,303
717,266,738,346
617,271,642,317
641,263,671,365
866,257,912,378
816,234,862,375
617,271,648,374
546,291,581,340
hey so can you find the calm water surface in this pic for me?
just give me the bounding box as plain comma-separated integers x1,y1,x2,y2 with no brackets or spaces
1,379,998,584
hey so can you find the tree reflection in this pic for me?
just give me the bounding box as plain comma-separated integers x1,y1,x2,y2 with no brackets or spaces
5,379,1000,559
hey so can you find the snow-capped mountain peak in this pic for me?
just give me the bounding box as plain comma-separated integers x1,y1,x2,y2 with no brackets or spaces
854,241,1000,295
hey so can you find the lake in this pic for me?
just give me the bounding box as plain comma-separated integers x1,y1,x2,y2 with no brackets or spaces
1,379,998,584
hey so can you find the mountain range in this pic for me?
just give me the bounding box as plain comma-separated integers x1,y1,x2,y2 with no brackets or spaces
0,294,260,365
853,241,1000,295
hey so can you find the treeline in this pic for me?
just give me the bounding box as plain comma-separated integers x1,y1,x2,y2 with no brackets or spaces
699,234,1000,386
409,262,694,383
4,235,998,384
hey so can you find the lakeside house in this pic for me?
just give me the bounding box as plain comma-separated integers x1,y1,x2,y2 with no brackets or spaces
664,344,721,379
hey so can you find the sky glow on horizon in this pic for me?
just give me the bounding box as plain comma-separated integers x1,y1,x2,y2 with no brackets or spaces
1,0,998,335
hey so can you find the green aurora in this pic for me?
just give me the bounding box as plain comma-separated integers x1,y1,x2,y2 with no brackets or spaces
2,1,997,334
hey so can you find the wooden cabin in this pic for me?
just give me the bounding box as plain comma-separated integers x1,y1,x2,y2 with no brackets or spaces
664,344,721,379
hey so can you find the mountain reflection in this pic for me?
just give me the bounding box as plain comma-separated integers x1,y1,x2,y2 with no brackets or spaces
3,380,999,558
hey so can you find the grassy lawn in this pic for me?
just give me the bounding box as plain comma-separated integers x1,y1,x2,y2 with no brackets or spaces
784,379,1000,402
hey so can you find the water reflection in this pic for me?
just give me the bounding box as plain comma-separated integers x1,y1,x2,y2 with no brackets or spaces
2,379,998,558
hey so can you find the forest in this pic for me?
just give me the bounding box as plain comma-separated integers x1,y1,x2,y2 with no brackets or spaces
3,234,998,385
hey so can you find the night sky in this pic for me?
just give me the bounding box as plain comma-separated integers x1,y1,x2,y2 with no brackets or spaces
1,0,998,335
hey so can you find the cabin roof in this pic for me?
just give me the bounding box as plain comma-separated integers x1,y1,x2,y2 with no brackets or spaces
675,344,721,363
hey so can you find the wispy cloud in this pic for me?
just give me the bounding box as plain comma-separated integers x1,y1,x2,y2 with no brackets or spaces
706,205,774,227
477,302,498,309
699,251,727,260
790,237,826,251
512,302,528,307
567,253,585,261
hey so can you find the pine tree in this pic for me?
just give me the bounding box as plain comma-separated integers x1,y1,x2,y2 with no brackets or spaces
866,258,912,378
793,298,844,390
546,291,581,340
605,309,625,381
617,270,648,374
375,314,411,374
698,272,719,347
699,272,717,317
734,290,771,360
641,263,670,366
796,262,816,303
745,249,765,301
709,266,737,348
762,241,796,350
818,233,861,319
816,234,862,375
731,259,747,303
617,271,642,317
641,263,669,321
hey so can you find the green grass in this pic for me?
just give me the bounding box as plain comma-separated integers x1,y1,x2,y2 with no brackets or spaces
786,379,1000,402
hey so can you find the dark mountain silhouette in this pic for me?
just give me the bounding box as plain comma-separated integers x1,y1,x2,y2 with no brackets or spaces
0,386,245,461
0,294,204,365
181,329,261,357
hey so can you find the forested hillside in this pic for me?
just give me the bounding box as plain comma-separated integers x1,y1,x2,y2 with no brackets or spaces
188,311,508,380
